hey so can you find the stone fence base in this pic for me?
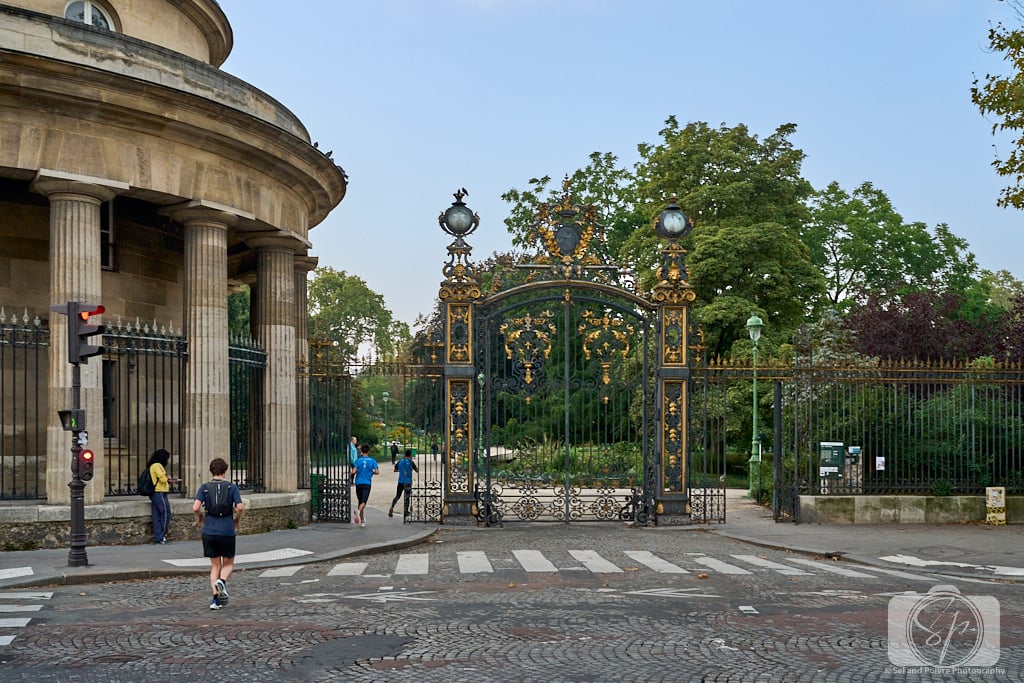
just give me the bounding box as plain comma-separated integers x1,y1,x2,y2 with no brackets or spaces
799,495,1023,524
0,492,311,550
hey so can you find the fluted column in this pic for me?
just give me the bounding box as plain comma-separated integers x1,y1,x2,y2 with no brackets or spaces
252,238,298,493
34,171,126,506
294,254,318,488
163,203,240,495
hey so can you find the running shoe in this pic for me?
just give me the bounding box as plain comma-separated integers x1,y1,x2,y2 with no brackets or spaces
215,578,229,605
209,596,222,610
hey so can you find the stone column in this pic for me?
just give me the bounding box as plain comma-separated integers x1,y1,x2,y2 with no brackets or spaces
34,171,127,506
162,202,243,495
294,254,318,488
251,237,298,493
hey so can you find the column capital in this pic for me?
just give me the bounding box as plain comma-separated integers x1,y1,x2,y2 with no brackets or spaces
32,169,128,203
294,254,319,274
247,233,308,254
160,199,253,228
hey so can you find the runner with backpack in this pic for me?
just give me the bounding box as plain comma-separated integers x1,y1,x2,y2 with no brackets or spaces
192,457,244,610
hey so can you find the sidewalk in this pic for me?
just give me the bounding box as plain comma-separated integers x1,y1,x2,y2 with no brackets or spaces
2,478,1022,589
712,488,1024,583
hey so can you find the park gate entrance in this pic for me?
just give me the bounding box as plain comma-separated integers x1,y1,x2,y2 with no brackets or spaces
436,184,723,525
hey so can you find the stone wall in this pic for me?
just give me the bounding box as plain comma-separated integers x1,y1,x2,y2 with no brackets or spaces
0,492,311,550
799,495,1024,524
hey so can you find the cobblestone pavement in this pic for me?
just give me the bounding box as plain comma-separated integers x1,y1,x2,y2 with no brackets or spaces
2,526,1022,682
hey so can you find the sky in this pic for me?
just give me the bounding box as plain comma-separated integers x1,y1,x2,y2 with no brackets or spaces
217,0,1021,327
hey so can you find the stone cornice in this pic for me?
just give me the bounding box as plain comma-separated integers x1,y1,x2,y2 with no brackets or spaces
167,0,233,67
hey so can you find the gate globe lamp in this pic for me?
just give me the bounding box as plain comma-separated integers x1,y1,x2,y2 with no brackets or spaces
746,314,763,500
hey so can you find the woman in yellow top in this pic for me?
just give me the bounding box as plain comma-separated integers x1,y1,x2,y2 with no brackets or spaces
146,448,178,544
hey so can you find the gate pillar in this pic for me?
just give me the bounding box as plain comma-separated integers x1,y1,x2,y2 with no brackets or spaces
652,200,697,524
437,190,482,524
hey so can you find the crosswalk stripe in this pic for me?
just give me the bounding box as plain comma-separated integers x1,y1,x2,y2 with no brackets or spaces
569,550,622,573
0,605,43,613
513,550,558,572
623,550,688,574
0,636,15,645
692,556,752,575
457,551,493,573
732,554,810,576
395,553,429,575
0,618,31,628
0,592,52,600
260,566,303,578
327,562,367,576
785,558,876,578
0,568,33,581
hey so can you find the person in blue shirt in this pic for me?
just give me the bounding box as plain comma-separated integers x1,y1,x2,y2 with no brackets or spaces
389,448,419,520
348,436,359,466
350,444,378,527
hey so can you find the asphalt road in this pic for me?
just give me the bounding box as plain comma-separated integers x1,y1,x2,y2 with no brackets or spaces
2,526,1022,682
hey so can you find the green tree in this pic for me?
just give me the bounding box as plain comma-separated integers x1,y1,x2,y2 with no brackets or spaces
227,285,250,339
804,181,979,308
627,118,825,356
308,266,409,360
972,0,1024,209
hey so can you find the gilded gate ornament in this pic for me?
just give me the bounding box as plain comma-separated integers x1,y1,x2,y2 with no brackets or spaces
578,309,634,395
533,177,604,279
500,310,556,400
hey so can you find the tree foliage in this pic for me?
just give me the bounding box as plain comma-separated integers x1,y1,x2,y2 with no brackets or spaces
307,266,409,361
972,0,1024,209
804,182,979,308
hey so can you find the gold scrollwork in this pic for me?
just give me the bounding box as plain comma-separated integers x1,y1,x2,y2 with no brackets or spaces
500,311,556,388
578,309,633,387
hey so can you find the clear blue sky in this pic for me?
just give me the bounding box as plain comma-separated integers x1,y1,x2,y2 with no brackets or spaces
218,0,1020,326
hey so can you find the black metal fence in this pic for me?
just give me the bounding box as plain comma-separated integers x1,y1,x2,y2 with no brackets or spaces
0,310,269,500
229,337,267,491
693,357,1024,516
0,310,47,499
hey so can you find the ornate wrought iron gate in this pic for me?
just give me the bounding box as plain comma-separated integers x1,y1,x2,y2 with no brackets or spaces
303,341,352,522
436,184,720,525
474,287,657,523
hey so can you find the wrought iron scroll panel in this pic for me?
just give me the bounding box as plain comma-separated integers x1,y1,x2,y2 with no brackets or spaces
474,290,655,523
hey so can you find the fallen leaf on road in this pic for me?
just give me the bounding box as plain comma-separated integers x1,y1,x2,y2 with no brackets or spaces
508,582,515,589
626,567,638,572
697,572,709,579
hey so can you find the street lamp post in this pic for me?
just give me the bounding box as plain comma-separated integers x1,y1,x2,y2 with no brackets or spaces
382,390,389,458
746,315,763,501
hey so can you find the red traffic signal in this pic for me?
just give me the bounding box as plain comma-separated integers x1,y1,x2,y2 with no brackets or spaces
70,302,105,364
78,448,95,481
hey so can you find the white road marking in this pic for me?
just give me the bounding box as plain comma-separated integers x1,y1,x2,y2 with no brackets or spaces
624,551,688,574
343,590,437,603
692,557,751,575
163,548,313,567
0,618,31,628
731,554,810,576
513,550,558,572
394,553,429,575
739,605,759,614
0,568,33,581
627,587,720,598
0,592,52,600
0,605,42,613
879,553,1024,577
569,550,622,573
785,558,876,578
457,551,493,573
0,636,14,646
327,562,367,576
259,566,303,578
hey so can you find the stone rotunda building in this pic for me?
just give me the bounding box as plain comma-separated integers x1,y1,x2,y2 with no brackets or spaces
0,1,346,537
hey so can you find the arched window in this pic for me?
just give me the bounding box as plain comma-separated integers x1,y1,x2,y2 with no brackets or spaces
65,1,113,30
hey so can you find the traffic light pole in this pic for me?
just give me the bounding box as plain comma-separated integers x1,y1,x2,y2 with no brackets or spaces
67,361,88,568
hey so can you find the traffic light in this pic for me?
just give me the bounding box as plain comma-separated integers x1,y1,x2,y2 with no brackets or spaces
78,448,95,481
69,302,105,364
